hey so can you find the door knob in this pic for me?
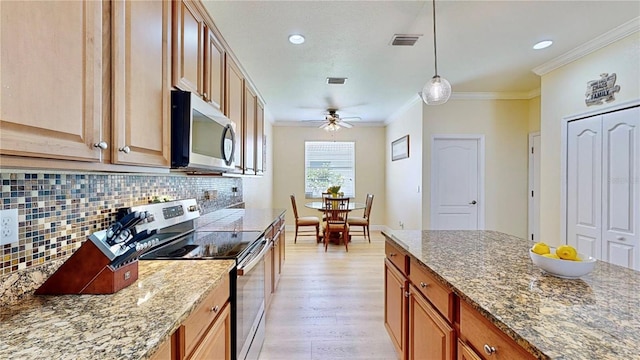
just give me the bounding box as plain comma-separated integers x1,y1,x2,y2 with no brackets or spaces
469,200,477,205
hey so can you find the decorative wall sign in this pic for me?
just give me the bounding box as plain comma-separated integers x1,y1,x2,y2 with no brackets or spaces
392,135,409,161
585,73,620,106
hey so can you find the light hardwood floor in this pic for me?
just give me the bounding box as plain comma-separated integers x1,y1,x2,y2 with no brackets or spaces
258,230,397,360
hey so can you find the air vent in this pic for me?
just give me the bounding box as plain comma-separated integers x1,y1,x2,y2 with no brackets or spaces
390,34,422,46
326,77,347,85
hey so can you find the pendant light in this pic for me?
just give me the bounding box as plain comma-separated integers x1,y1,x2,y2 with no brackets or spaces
421,0,451,105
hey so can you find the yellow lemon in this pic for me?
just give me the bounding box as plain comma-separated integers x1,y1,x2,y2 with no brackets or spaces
556,245,578,260
571,256,582,262
542,253,560,259
531,242,551,255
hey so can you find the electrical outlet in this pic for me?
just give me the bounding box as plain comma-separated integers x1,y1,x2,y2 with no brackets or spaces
0,209,19,245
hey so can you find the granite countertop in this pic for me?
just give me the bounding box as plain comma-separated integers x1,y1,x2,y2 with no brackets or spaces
0,259,235,360
382,230,640,360
196,208,285,232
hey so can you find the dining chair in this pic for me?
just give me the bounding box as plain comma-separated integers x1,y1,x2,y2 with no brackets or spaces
348,193,374,242
323,197,350,252
290,194,320,243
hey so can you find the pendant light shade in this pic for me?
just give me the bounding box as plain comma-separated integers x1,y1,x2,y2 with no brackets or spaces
422,0,451,105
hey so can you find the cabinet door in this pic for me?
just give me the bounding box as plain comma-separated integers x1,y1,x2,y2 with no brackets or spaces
256,100,265,174
265,242,273,310
172,0,203,95
457,340,482,360
112,0,171,167
244,85,257,174
225,57,244,172
384,259,407,358
273,230,281,290
408,285,454,360
601,107,640,270
204,27,225,111
0,0,103,162
188,302,231,360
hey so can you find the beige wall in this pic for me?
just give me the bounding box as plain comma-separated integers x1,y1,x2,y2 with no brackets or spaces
539,33,640,246
529,96,541,133
273,126,386,227
421,99,531,237
243,111,274,209
385,98,423,230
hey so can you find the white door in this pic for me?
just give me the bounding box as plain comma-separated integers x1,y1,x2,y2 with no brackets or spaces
528,133,541,242
431,137,483,230
567,116,602,259
601,107,639,270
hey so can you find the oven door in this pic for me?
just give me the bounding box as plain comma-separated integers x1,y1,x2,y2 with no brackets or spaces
236,238,269,360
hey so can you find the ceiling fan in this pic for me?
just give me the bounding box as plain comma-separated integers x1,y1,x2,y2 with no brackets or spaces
305,110,360,131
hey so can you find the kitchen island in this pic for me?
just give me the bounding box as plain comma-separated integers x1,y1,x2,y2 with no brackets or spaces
0,259,235,359
383,229,640,360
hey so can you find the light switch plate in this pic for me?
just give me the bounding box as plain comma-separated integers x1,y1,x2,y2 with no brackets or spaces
0,209,19,245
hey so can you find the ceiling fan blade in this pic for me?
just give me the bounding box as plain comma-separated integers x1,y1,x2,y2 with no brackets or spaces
319,123,329,129
340,121,354,128
340,116,361,121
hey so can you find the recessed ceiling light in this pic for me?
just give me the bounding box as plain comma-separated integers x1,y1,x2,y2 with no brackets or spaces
533,40,553,50
288,34,305,45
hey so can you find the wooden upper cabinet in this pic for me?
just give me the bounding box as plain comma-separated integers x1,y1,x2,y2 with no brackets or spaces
225,57,245,172
0,0,103,162
172,0,203,95
244,85,257,174
111,0,171,167
256,100,265,174
204,27,225,111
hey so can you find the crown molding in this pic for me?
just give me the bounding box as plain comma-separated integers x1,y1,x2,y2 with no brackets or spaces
532,17,640,76
385,94,422,125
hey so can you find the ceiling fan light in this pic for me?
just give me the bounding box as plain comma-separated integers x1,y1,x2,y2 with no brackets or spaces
422,75,451,105
324,123,340,132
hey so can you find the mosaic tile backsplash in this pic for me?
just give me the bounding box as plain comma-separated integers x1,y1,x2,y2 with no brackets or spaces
0,172,242,278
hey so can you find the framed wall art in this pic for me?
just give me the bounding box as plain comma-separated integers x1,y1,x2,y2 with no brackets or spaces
392,135,409,161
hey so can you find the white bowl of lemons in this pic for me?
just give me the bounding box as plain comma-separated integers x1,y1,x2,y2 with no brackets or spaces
529,243,596,279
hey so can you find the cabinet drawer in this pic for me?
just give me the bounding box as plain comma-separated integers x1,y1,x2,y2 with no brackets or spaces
183,274,230,357
459,301,535,360
409,258,454,322
385,241,408,275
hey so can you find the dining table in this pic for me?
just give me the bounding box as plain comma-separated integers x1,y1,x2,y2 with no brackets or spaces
305,200,366,244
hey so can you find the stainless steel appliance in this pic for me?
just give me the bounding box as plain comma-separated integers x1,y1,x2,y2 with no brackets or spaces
130,199,267,360
171,90,236,173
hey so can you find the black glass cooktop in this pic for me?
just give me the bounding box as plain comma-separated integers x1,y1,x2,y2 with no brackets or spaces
140,231,263,260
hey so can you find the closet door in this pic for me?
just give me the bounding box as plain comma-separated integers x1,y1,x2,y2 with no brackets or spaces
601,107,639,270
567,116,602,259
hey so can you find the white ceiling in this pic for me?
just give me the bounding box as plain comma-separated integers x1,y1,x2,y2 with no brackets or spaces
202,1,640,126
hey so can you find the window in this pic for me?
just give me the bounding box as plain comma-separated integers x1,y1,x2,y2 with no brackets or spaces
305,141,355,198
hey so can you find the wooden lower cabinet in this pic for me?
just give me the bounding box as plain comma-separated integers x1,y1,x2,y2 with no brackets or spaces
408,284,455,360
457,340,483,360
384,258,407,358
151,335,174,360
188,303,232,360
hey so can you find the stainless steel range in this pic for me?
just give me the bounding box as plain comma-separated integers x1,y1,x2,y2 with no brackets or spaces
118,199,267,360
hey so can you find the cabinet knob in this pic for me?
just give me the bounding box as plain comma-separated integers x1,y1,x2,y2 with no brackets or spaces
389,253,396,257
93,141,108,150
617,236,626,241
469,200,477,205
210,305,219,313
420,282,428,288
483,344,496,356
203,92,208,100
119,146,131,154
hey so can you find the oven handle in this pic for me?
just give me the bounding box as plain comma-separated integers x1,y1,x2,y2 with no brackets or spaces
237,239,270,276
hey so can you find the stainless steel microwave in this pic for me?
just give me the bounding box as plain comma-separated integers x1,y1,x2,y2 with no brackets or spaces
171,90,236,173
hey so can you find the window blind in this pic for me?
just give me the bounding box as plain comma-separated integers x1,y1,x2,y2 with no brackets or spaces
304,141,355,198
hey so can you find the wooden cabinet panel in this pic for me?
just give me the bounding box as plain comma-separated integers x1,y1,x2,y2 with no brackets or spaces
256,100,265,174
225,57,244,172
204,27,225,111
459,301,535,360
409,258,455,322
183,275,230,358
385,258,407,358
112,0,170,167
188,303,231,360
172,0,203,94
457,340,483,360
150,333,174,360
265,240,274,310
0,0,103,162
408,285,454,360
385,241,408,275
243,85,256,174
